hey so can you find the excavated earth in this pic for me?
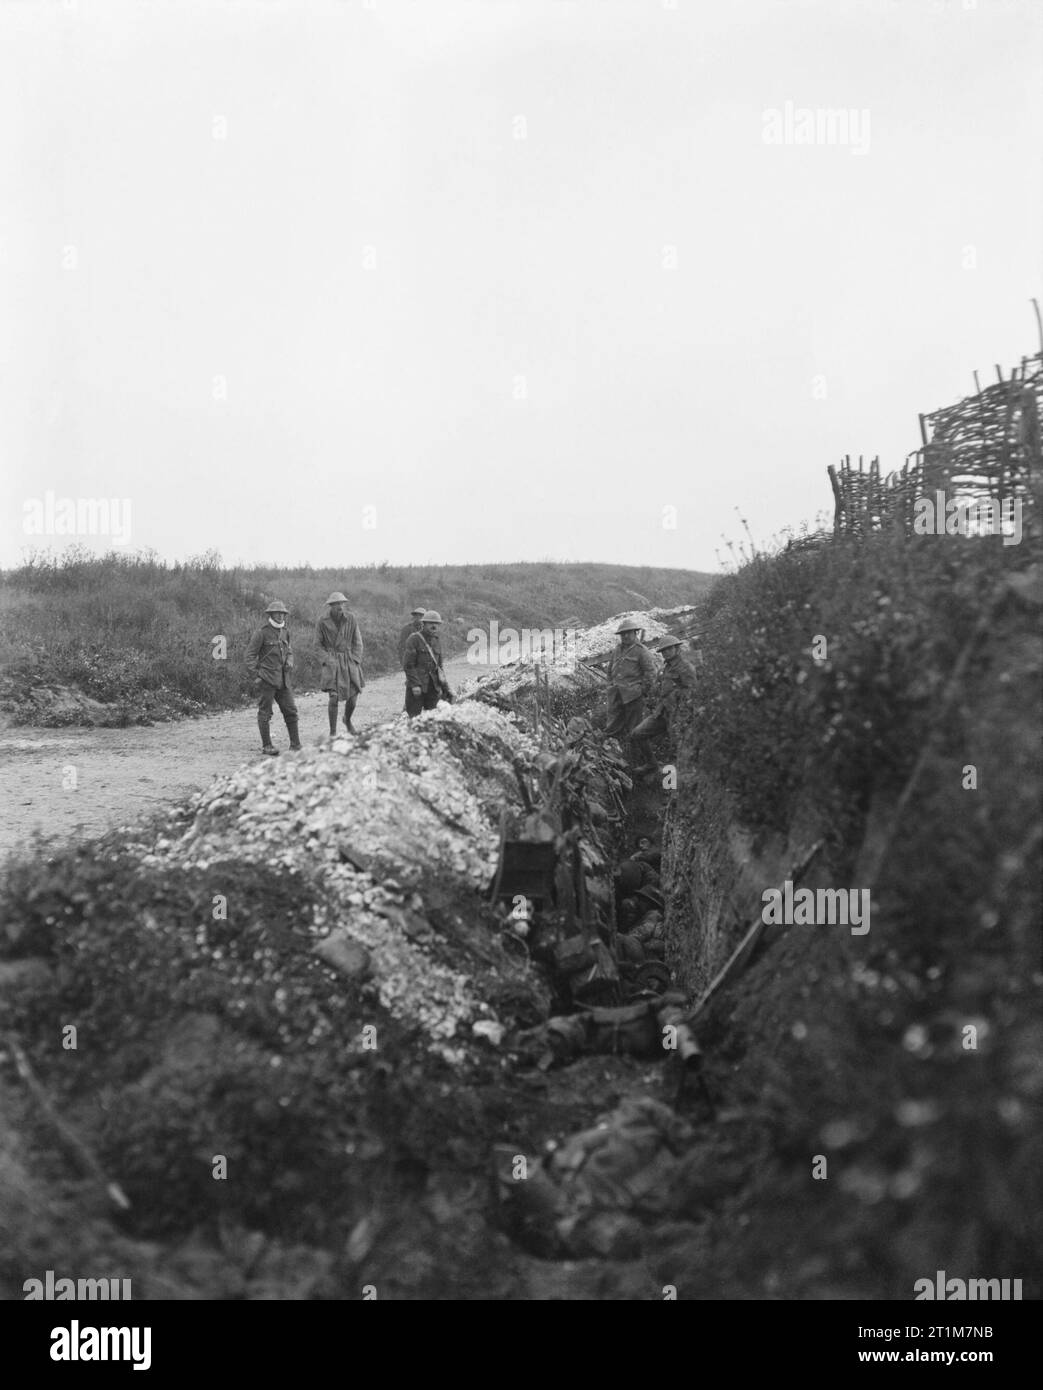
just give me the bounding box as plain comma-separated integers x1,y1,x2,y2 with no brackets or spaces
1,609,713,1300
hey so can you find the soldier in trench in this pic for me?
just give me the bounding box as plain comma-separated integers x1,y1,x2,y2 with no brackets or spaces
630,634,699,773
604,619,657,762
317,591,365,736
245,600,301,756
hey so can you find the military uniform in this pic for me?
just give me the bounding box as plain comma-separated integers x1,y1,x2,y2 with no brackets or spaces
397,619,422,664
246,620,299,750
403,629,449,717
318,610,365,733
605,641,657,738
633,653,698,746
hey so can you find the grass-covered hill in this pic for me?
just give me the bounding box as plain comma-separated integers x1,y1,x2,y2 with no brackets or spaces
0,550,714,726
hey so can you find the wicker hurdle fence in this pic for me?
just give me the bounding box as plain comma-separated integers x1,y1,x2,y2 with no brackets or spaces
829,342,1043,540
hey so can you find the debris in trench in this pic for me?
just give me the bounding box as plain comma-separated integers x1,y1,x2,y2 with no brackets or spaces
514,995,701,1071
494,1096,696,1258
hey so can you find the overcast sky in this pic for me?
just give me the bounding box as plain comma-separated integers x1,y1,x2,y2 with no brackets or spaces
2,0,1041,572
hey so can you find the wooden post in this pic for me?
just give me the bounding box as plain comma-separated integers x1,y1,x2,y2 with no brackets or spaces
828,464,843,536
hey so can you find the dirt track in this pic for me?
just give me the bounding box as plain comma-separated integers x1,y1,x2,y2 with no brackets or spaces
0,657,482,862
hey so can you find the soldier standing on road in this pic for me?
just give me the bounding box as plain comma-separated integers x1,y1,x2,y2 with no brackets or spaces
246,600,301,756
398,606,426,664
317,591,365,737
604,619,657,757
631,635,699,771
403,610,452,717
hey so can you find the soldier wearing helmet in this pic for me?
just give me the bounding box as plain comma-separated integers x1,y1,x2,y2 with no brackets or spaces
246,600,301,756
317,590,365,737
604,617,657,753
403,610,452,717
397,606,427,664
631,634,699,771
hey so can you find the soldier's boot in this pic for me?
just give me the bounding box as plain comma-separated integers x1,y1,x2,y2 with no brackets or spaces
327,697,339,737
258,712,278,755
286,715,302,751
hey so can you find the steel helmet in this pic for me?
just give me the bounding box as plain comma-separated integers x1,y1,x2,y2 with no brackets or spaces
410,606,426,616
422,610,443,624
325,591,348,605
616,618,643,634
657,635,683,651
265,600,289,614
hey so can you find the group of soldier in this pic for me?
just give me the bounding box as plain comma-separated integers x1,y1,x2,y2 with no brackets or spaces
603,618,700,773
246,597,698,765
245,594,452,755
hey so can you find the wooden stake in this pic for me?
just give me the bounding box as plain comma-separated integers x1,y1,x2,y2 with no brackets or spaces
7,1034,131,1212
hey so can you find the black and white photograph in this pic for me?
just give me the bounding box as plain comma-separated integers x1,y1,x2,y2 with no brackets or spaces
1,0,1040,1344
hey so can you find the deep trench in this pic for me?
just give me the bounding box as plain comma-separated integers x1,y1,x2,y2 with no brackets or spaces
482,687,724,1267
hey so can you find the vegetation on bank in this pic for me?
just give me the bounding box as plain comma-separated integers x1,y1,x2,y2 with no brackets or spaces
666,517,1042,1296
0,549,713,726
691,524,1034,844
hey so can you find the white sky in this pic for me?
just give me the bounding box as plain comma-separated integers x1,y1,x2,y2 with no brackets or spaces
1,0,1041,570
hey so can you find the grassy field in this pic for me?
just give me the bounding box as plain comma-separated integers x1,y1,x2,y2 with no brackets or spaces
0,549,714,725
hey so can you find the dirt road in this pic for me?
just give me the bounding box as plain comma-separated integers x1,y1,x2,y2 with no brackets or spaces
0,657,484,863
